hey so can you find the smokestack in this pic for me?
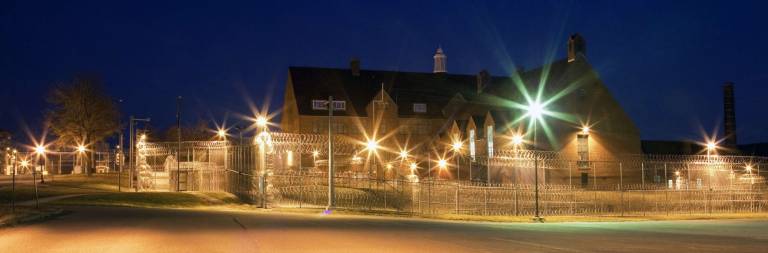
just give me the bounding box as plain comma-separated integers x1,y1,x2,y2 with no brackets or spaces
350,57,360,76
723,82,737,148
476,70,490,94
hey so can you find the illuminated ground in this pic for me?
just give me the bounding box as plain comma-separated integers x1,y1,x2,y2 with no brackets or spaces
1,206,767,252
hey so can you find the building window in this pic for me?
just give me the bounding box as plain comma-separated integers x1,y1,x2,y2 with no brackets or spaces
312,100,346,111
469,129,476,161
312,100,327,110
486,125,494,158
333,101,346,111
577,134,589,169
413,103,427,113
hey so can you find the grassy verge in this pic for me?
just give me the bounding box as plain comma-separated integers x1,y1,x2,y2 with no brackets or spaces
0,206,63,227
51,192,242,209
264,206,768,223
424,212,768,223
0,174,120,203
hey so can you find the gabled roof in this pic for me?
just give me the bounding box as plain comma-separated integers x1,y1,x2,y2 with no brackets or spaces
289,67,484,118
287,54,612,126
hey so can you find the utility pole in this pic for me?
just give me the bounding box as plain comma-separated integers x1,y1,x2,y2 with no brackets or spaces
327,96,335,210
176,96,182,192
129,115,133,191
118,99,124,192
11,150,16,213
533,120,542,222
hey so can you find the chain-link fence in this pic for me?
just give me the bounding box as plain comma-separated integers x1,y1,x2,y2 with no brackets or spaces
132,132,768,217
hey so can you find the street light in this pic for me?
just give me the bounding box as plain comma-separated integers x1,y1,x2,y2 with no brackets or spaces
35,145,45,155
451,141,462,182
399,150,408,160
34,144,46,184
511,134,524,146
581,126,590,135
256,116,268,129
76,144,86,176
364,138,379,189
437,159,447,170
525,99,546,222
217,129,227,139
705,141,717,190
365,139,379,152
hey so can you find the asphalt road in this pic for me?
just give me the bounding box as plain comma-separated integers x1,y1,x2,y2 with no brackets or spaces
1,206,767,253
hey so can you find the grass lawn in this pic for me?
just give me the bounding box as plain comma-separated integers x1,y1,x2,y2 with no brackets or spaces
52,192,242,209
0,174,123,203
424,212,768,223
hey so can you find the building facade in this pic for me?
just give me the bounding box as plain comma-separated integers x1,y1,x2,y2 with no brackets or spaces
281,34,642,184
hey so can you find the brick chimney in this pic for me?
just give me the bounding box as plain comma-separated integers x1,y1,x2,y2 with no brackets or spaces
567,33,586,62
476,70,490,94
723,82,737,147
350,57,360,76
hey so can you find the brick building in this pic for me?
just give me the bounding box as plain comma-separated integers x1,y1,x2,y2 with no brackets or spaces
280,34,641,184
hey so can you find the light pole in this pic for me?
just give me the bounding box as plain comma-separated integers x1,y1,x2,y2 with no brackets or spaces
511,134,523,183
33,145,46,208
451,141,462,182
77,144,86,177
35,145,46,184
10,149,17,213
438,158,448,179
526,100,545,222
706,142,716,190
176,96,182,192
365,138,379,190
129,116,150,192
255,114,270,208
326,95,336,211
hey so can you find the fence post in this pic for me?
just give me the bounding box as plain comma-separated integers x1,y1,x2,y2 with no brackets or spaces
514,185,519,216
483,188,488,216
665,190,670,216
620,184,624,217
454,185,459,214
384,181,388,210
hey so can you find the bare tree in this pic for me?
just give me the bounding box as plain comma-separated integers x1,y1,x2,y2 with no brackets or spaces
46,75,120,175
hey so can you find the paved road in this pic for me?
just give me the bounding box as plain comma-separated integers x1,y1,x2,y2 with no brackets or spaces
1,206,766,253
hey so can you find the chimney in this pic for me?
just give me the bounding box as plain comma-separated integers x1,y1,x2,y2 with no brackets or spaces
567,33,586,62
723,82,737,147
350,57,360,76
476,70,490,94
433,47,446,73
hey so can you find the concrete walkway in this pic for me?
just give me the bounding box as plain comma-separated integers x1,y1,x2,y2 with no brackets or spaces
1,206,767,252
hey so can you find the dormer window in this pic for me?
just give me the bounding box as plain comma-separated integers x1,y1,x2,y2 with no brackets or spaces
413,103,427,113
333,101,346,111
312,100,327,110
312,100,346,111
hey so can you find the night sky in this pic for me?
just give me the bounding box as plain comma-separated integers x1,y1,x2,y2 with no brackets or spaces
2,1,767,144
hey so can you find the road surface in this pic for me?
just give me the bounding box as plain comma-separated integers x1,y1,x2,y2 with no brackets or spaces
1,206,766,252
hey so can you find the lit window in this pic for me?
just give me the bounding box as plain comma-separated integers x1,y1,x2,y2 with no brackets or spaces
312,100,346,111
577,134,589,169
312,100,328,110
469,129,476,161
333,101,346,111
486,125,494,158
413,103,427,113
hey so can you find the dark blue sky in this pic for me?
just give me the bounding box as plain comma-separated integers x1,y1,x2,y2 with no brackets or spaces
2,0,767,144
